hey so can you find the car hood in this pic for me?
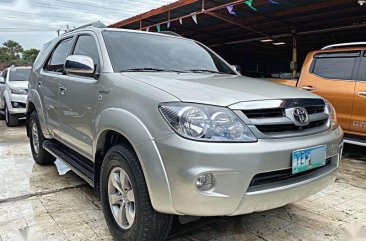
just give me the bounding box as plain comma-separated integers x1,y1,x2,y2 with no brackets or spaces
122,72,320,106
8,81,28,89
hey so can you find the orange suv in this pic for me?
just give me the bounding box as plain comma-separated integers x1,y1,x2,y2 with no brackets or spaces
284,43,366,146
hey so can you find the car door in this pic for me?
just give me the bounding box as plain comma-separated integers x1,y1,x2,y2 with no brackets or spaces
350,51,366,136
58,33,101,159
299,51,360,131
39,37,74,139
0,69,8,109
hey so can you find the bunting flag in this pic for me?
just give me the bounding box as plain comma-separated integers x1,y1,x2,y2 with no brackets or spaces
269,0,279,4
156,24,161,32
179,18,183,25
146,27,150,32
226,5,236,15
192,14,197,24
167,21,171,28
244,0,257,11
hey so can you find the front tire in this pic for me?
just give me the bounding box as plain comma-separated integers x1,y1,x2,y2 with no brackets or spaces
5,104,19,127
100,145,173,241
29,111,55,165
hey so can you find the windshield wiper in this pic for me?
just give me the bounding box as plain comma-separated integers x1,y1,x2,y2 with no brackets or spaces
120,68,184,73
188,69,229,74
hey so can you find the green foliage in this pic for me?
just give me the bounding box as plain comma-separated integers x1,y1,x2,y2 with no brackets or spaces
0,40,40,68
3,40,24,59
23,49,40,63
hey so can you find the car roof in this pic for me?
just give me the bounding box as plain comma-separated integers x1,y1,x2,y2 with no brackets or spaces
309,47,366,56
57,26,190,42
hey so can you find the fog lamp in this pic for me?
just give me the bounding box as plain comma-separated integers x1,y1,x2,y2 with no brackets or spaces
12,102,19,108
195,173,215,191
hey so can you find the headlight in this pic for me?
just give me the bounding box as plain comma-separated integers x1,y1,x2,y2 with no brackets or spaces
325,100,339,130
159,103,257,142
10,87,27,95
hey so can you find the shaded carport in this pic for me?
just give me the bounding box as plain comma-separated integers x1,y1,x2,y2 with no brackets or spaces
110,0,366,79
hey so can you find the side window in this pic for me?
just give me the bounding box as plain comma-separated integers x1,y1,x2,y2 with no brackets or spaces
311,51,360,80
45,38,73,73
72,35,100,71
358,53,366,81
34,42,51,66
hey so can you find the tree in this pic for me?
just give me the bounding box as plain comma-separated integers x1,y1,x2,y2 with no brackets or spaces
0,47,10,62
2,40,23,59
23,48,40,63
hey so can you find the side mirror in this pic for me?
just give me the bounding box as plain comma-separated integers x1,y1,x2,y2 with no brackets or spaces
232,65,241,74
0,77,4,84
64,55,95,77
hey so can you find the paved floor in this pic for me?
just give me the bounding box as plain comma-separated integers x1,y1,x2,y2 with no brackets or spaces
0,120,365,241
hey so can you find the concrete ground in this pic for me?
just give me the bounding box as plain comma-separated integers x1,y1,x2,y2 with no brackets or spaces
0,120,365,241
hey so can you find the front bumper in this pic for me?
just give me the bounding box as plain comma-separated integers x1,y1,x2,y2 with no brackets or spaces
6,93,27,115
144,127,343,216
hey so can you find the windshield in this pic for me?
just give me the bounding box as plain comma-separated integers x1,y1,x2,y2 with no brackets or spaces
9,69,31,81
103,31,235,74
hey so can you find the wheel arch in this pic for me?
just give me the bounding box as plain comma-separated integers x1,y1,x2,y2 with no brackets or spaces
26,101,36,137
93,108,176,214
94,129,136,194
26,90,48,137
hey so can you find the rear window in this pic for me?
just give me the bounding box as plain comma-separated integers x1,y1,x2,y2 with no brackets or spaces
9,69,31,81
311,51,360,80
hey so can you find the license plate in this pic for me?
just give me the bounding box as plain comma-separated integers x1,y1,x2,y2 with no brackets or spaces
292,145,326,174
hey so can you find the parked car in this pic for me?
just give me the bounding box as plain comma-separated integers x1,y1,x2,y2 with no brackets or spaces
27,22,343,241
276,42,366,146
0,66,31,126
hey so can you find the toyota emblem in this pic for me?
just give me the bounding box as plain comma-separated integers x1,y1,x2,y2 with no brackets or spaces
293,107,309,125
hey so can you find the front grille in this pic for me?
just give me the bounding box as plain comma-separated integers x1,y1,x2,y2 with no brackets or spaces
256,119,327,134
240,99,329,138
249,158,331,187
243,108,285,118
305,105,324,114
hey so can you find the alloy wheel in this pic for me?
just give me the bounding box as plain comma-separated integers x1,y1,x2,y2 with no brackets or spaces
31,121,39,154
108,167,136,229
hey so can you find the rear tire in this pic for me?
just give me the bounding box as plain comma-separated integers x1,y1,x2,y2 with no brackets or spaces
29,111,55,165
5,104,19,127
100,144,173,241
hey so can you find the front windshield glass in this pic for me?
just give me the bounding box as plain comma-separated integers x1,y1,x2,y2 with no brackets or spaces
103,31,235,75
9,69,31,81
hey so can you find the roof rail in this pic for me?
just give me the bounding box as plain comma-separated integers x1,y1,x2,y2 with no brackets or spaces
159,31,182,37
321,42,366,50
67,21,106,33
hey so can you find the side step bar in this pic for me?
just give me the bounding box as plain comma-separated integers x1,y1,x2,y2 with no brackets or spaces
344,136,366,147
43,140,95,186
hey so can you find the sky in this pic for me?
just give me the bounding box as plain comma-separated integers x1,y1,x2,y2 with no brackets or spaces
0,0,176,50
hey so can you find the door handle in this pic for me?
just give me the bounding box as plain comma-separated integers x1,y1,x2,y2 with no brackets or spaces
302,86,316,91
359,91,366,96
59,86,67,94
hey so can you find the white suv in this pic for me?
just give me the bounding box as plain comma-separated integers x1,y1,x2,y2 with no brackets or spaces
0,66,31,126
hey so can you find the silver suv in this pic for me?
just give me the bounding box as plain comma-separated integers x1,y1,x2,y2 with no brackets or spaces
27,23,343,241
0,66,31,126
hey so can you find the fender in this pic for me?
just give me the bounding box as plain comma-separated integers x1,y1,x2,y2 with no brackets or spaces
93,108,175,214
26,89,49,137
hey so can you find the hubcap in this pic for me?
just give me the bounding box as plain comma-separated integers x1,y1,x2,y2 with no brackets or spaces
108,167,135,230
31,121,39,154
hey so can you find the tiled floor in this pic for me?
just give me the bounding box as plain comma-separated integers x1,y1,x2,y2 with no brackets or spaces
0,120,365,241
